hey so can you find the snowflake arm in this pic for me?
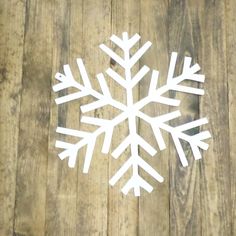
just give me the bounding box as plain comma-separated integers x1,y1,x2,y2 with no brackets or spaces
109,128,164,196
137,110,211,167
55,112,128,170
100,33,152,90
109,153,164,196
53,57,128,170
53,59,126,112
133,52,205,111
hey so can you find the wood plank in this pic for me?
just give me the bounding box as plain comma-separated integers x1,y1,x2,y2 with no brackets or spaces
107,1,140,235
139,1,170,235
0,0,26,235
45,0,80,235
226,0,236,234
200,0,231,235
168,1,203,235
13,1,53,235
75,1,111,235
0,1,232,235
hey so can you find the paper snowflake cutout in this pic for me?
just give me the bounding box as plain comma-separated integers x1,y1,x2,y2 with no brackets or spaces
53,32,211,196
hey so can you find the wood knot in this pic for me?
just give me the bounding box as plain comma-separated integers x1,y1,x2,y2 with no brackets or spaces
110,58,116,66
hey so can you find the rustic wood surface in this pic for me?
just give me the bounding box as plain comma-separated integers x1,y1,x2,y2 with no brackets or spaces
0,0,235,235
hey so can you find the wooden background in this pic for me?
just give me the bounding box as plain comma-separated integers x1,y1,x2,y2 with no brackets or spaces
0,0,235,235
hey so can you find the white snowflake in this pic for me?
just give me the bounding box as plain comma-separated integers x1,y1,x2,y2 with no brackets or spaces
53,32,211,196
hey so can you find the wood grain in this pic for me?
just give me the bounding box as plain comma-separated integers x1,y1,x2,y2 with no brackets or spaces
45,0,79,235
168,1,203,235
226,1,236,235
0,0,235,235
0,0,26,235
199,1,231,235
75,1,111,235
13,0,53,235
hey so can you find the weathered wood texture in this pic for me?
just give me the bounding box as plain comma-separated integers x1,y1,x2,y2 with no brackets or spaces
168,1,203,235
0,0,234,235
0,0,26,235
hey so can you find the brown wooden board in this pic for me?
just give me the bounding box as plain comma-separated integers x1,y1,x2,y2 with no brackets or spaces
13,0,53,235
0,0,26,235
0,1,235,235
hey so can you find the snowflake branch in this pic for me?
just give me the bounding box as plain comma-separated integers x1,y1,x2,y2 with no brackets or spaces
110,33,141,50
100,32,152,92
137,110,211,167
131,65,150,88
53,59,126,112
111,133,156,159
110,133,161,196
100,32,151,69
133,52,205,111
109,152,164,196
55,112,128,171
